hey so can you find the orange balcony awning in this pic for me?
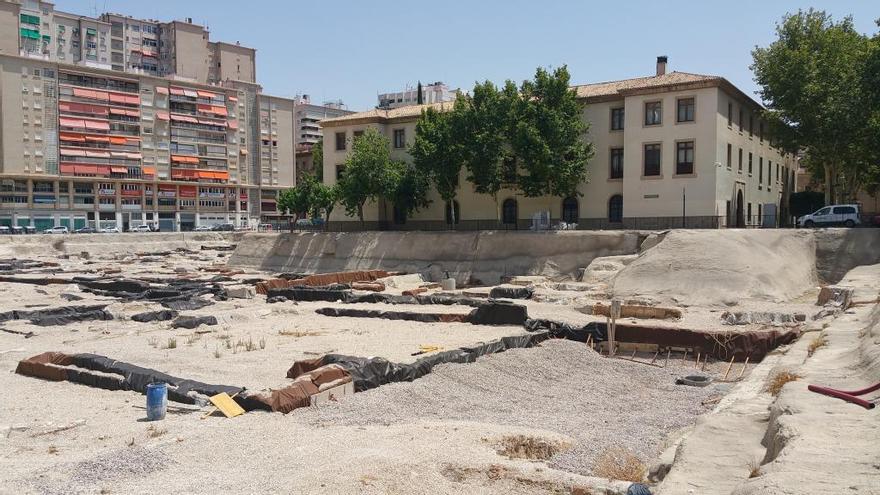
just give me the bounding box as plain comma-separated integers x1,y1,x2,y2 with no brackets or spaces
85,135,110,143
60,164,76,174
60,117,85,128
171,155,200,164
108,93,127,104
211,106,228,116
109,136,127,145
170,87,185,96
60,132,86,142
60,148,86,157
197,90,216,99
228,120,239,130
155,86,169,95
84,120,110,131
155,111,170,121
142,166,156,175
110,166,128,173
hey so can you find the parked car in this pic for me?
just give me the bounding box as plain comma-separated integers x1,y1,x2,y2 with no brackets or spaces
43,226,69,234
797,204,861,228
0,226,9,235
130,224,153,233
75,227,96,234
11,226,24,235
100,226,120,233
194,225,213,232
24,226,36,234
211,223,235,232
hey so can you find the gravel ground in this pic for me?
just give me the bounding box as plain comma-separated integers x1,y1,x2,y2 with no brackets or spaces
295,339,719,476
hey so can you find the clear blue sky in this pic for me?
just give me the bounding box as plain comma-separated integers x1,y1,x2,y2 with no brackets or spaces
54,0,878,111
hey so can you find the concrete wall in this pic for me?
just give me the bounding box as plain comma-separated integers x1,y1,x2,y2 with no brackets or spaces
0,231,240,257
0,1,19,57
228,230,644,284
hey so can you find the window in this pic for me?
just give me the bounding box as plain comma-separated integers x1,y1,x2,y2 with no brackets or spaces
610,107,624,130
609,148,624,179
767,160,772,185
502,198,517,225
562,197,579,224
643,144,661,176
608,195,623,223
335,164,345,180
748,152,753,175
776,163,779,182
738,148,743,172
759,157,763,182
748,114,754,137
677,98,695,122
644,101,661,126
675,141,694,175
393,129,405,149
353,130,363,140
833,206,856,215
727,102,733,127
759,121,764,142
747,203,752,221
758,204,762,220
445,200,460,225
814,207,831,216
738,108,744,132
335,132,345,151
727,143,732,169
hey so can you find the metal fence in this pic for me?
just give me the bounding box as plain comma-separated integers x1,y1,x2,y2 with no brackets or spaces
273,215,797,232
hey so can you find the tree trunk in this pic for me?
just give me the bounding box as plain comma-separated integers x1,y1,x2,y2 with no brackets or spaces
824,165,833,205
358,204,364,230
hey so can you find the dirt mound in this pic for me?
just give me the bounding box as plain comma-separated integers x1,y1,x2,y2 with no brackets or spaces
611,230,817,306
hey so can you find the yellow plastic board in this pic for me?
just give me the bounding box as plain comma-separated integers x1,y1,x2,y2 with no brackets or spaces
208,392,245,418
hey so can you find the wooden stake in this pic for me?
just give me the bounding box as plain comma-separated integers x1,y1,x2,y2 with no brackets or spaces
682,349,688,364
723,356,735,381
737,356,750,379
701,354,708,372
651,350,659,364
694,352,701,368
664,349,671,368
630,349,638,361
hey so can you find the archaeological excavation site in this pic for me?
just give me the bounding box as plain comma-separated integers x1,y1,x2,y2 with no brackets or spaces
1,228,878,495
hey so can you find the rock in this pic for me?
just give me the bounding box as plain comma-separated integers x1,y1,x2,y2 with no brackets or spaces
226,286,256,299
816,286,854,309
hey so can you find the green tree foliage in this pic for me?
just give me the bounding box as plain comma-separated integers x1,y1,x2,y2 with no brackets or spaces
337,128,410,225
752,10,874,203
387,162,432,220
410,106,463,224
310,181,338,230
311,138,323,182
789,190,825,217
510,66,593,198
459,81,512,202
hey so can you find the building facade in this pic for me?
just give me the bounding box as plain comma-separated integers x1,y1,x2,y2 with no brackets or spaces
0,0,256,85
0,3,291,232
377,81,453,110
322,59,797,230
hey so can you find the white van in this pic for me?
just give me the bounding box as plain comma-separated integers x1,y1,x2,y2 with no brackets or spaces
44,226,69,234
797,204,861,228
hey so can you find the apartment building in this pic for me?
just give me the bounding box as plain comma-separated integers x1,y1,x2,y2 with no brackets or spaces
293,94,352,180
0,0,256,85
0,5,292,232
321,58,797,230
377,81,453,109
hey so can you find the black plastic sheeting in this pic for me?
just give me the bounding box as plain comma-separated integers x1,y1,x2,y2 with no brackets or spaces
172,315,218,329
131,309,178,323
300,333,550,392
0,304,113,326
345,293,485,307
73,276,227,308
524,318,606,342
488,286,534,300
266,286,353,302
315,307,468,323
67,353,259,407
161,298,213,311
468,300,529,326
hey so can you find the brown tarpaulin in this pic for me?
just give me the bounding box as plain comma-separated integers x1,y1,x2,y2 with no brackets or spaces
256,270,392,295
613,324,800,361
15,352,75,381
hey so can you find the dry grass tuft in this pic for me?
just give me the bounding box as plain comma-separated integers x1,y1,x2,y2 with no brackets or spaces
765,371,802,396
146,425,167,438
164,337,177,350
47,445,58,454
807,332,828,357
496,435,570,460
592,447,646,483
747,458,762,478
278,329,322,338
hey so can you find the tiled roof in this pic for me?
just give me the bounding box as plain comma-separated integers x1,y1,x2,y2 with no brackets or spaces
571,71,720,99
322,71,725,127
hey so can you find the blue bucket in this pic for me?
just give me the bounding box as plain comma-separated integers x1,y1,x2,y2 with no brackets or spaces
146,382,167,421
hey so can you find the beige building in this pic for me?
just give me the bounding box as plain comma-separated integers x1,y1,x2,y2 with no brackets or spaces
0,0,256,85
0,3,291,232
321,58,797,230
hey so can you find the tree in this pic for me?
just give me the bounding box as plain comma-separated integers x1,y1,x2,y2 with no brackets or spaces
277,174,319,230
510,65,593,199
310,181,339,230
336,128,401,226
411,106,464,225
387,161,431,222
311,138,323,182
752,10,873,204
459,81,511,205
